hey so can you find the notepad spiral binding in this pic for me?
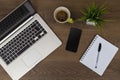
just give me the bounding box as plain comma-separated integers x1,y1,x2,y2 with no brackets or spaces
80,35,99,61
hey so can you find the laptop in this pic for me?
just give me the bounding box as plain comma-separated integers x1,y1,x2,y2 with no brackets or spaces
0,0,62,80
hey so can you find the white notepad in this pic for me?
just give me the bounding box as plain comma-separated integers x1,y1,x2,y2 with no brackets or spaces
80,35,119,76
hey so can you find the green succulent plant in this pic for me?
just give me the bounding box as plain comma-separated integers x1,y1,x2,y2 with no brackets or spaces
68,2,109,29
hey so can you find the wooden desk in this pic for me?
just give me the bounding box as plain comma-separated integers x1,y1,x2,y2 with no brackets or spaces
0,0,120,80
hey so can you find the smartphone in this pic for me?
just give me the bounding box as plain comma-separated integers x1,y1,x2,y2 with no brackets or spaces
66,28,82,52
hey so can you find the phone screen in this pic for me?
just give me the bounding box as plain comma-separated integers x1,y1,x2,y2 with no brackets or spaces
66,28,82,52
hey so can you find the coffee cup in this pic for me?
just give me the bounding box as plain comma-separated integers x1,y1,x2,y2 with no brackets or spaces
54,6,71,23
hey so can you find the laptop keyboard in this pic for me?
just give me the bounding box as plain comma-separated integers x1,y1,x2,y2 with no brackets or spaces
0,20,47,65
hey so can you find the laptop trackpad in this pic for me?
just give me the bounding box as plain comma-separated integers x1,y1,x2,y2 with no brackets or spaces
22,50,41,67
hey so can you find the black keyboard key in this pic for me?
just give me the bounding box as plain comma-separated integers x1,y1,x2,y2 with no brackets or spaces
6,61,10,65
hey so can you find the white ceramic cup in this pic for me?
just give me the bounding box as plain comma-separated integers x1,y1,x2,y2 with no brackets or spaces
54,6,71,23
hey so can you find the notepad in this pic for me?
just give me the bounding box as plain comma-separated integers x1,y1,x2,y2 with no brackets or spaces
80,35,119,76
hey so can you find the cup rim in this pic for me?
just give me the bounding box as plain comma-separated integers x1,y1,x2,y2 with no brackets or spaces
54,6,71,23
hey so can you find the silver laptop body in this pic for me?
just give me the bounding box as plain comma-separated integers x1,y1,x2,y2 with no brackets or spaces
0,0,62,80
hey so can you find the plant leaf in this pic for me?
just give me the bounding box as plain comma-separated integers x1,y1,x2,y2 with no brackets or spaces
67,18,74,23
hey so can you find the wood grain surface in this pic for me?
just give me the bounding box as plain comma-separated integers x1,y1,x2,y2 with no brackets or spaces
0,0,120,80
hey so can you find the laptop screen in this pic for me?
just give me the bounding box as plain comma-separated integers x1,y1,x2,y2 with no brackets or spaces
0,0,36,41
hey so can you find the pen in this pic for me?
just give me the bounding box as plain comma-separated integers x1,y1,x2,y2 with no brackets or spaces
95,43,102,68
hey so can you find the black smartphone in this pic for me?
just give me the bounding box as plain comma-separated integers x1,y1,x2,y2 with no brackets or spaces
66,28,82,52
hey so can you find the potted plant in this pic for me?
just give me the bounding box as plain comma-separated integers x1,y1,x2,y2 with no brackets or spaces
68,3,108,29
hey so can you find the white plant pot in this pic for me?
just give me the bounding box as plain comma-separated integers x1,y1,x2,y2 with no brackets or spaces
86,19,96,26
